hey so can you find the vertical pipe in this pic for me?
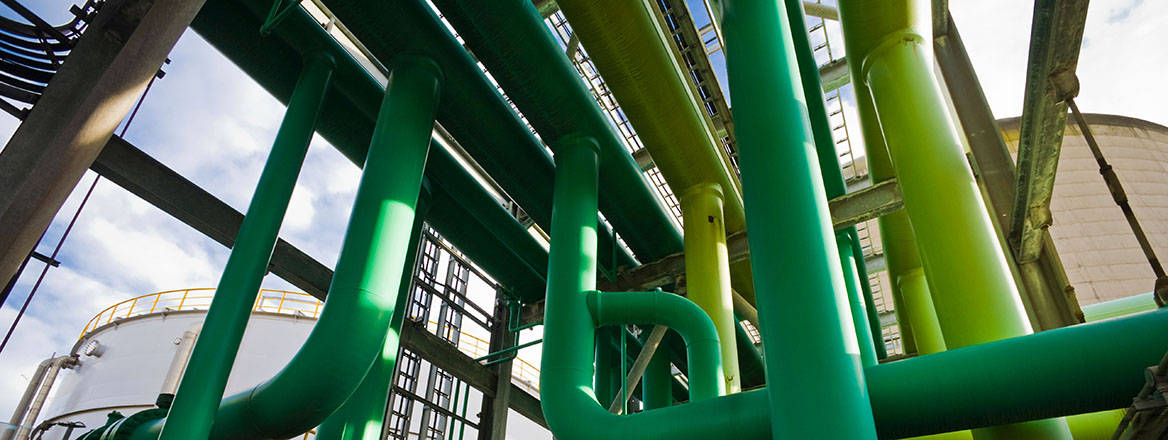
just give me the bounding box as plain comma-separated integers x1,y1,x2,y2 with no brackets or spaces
3,357,50,440
158,52,335,440
719,0,878,437
783,0,883,362
641,337,673,410
14,356,71,440
315,188,431,440
680,184,740,392
837,237,876,367
593,327,619,406
156,327,200,408
539,134,600,432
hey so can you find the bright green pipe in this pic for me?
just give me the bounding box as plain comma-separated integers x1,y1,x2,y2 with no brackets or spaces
720,0,877,437
314,186,431,440
680,184,740,392
133,57,441,440
1083,293,1157,322
838,234,877,367
899,268,947,354
840,3,1071,437
589,290,725,401
156,52,335,440
783,0,884,362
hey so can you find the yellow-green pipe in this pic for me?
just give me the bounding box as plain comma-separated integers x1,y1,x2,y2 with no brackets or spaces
553,0,759,311
681,184,740,392
838,1,1071,437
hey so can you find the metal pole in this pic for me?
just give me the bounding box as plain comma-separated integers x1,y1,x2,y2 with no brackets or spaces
1066,99,1168,307
157,52,335,440
721,0,878,436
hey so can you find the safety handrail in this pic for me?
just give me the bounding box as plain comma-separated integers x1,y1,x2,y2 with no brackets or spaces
78,288,323,340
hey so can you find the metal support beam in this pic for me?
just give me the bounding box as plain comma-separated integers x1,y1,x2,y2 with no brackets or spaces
90,136,333,299
601,178,903,292
1009,0,1089,263
477,298,516,440
0,0,206,292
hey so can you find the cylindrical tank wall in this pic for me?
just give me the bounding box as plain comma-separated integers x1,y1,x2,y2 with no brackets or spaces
36,311,314,440
999,113,1168,305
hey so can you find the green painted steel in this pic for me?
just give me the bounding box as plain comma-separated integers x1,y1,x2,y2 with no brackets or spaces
552,0,759,309
783,0,883,363
680,184,740,392
1083,293,1158,322
593,327,621,406
898,268,948,354
589,290,725,401
868,309,1168,438
839,3,1071,436
318,0,676,267
642,333,674,410
837,236,878,367
539,135,768,440
133,57,442,440
720,0,878,437
155,52,335,440
314,188,431,440
191,1,553,303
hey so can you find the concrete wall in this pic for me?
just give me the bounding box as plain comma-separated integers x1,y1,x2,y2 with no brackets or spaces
999,114,1168,305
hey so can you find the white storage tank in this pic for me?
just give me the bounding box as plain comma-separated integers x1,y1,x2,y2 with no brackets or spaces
32,289,321,440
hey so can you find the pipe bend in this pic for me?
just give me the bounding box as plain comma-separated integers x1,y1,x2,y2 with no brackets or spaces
587,290,726,399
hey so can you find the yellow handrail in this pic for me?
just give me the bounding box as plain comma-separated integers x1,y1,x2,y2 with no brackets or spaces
426,321,542,392
79,288,323,340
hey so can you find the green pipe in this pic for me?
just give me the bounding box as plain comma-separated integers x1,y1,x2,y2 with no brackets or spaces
848,228,888,359
314,186,431,440
552,0,759,310
868,309,1168,438
838,2,1071,437
734,317,766,389
899,268,947,354
326,0,678,265
477,339,543,364
593,327,620,406
642,332,674,409
539,134,769,439
1082,293,1158,322
156,52,335,440
837,235,877,367
782,0,884,363
132,57,442,440
720,0,878,437
680,184,740,392
589,290,725,401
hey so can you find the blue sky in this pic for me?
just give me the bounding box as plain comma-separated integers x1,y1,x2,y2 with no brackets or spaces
1,0,1165,424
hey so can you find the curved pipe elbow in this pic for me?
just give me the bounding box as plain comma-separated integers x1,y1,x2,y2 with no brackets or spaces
587,290,726,400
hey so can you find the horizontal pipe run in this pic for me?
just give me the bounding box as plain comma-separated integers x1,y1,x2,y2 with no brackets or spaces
589,291,725,401
867,309,1168,438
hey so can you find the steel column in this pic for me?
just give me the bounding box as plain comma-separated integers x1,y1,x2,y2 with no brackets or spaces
680,184,740,392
